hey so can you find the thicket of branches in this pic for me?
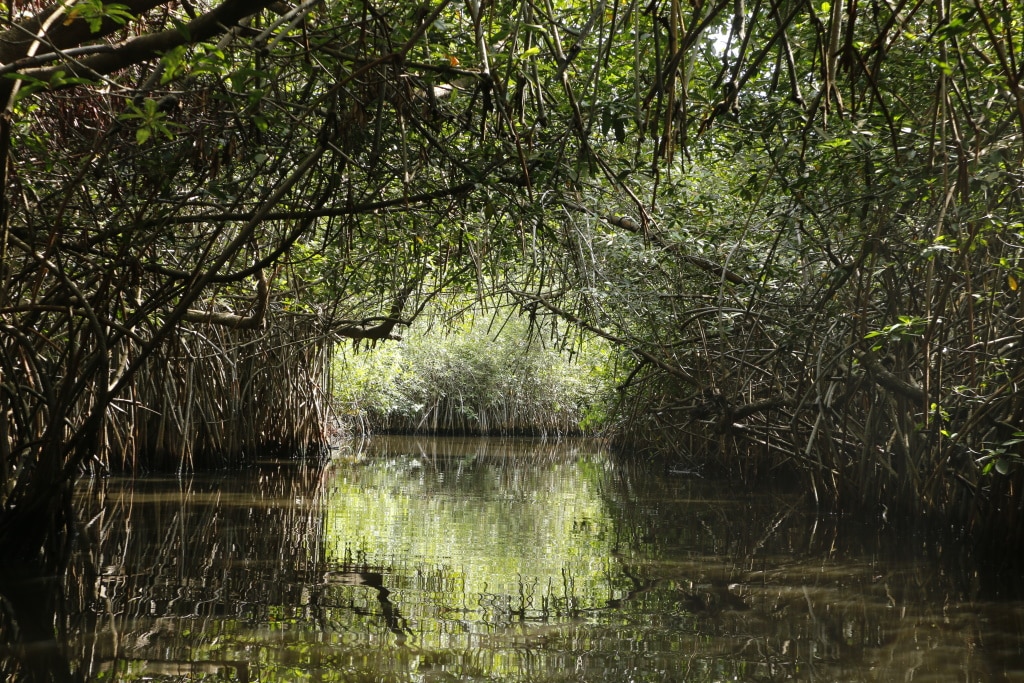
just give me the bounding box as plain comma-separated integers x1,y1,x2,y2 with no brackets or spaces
1,0,1022,569
0,0,546,564
517,0,1024,547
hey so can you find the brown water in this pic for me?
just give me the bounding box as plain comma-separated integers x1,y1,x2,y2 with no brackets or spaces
7,436,1024,681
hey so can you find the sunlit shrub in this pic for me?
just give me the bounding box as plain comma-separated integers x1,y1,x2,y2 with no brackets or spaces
333,308,616,436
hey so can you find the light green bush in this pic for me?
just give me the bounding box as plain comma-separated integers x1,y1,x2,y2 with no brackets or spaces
333,309,616,436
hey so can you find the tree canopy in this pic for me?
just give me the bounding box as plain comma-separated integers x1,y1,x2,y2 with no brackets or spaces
1,0,1023,564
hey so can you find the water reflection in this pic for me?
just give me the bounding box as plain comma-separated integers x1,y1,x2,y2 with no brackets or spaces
3,437,1021,681
326,437,619,627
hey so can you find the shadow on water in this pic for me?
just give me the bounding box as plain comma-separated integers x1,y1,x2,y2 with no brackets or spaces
2,436,1023,681
0,572,79,683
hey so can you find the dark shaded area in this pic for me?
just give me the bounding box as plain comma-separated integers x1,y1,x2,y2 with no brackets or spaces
0,572,78,683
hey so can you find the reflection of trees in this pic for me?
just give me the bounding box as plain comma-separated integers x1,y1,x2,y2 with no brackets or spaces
598,465,1017,681
325,438,621,629
4,442,1017,682
323,570,409,645
61,464,329,679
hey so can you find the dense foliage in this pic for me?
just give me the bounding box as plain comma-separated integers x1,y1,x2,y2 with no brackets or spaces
334,306,615,435
1,0,1022,568
539,0,1024,547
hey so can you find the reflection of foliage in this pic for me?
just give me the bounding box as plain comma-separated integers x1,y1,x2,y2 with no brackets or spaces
324,445,619,625
51,438,1013,683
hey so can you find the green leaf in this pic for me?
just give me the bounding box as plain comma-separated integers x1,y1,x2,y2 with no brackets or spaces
160,45,188,84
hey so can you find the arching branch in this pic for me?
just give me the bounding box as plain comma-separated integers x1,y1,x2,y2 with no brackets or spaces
0,0,278,104
182,269,270,330
334,281,419,342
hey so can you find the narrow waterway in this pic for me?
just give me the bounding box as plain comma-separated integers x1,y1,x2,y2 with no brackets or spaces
21,436,1024,680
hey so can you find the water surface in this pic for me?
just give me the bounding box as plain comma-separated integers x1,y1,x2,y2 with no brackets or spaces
16,436,1024,681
